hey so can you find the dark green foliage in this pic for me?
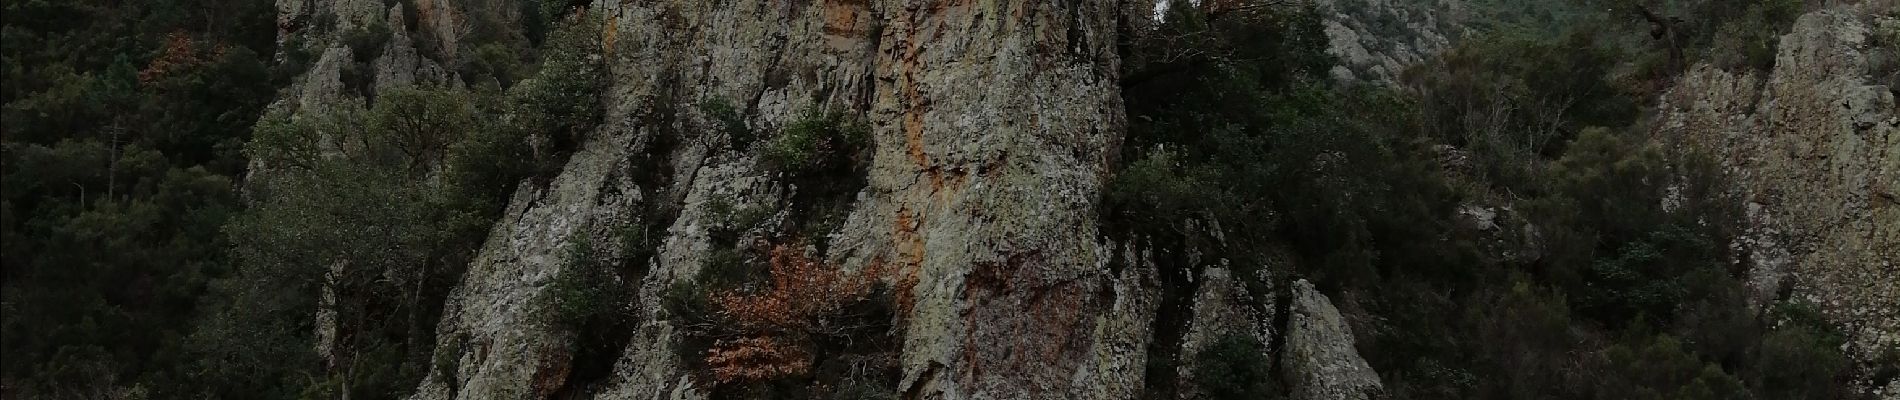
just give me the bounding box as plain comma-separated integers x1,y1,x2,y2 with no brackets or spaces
1709,0,1804,72
762,109,870,178
342,22,392,63
338,22,392,97
440,95,535,212
1,0,279,395
1112,3,1371,278
508,16,606,151
458,43,528,89
541,234,639,392
701,98,753,149
203,84,543,398
1191,334,1280,400
545,237,615,328
520,0,550,46
1748,301,1850,400
1402,31,1639,187
451,1,535,89
217,157,445,399
1597,333,1749,400
368,86,477,169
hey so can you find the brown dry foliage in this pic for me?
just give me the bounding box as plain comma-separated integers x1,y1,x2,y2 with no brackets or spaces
706,336,811,383
713,244,883,333
139,32,221,85
704,244,890,383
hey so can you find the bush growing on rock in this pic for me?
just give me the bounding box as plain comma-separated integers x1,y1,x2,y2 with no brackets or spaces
667,240,899,397
700,98,753,150
507,16,605,154
763,109,870,178
544,236,619,328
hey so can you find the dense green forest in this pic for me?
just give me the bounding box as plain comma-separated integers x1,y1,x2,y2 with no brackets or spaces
0,0,1882,398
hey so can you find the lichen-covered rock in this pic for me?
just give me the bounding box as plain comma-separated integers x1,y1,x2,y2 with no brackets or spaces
1655,5,1899,364
1174,266,1275,399
372,6,453,90
407,127,648,400
1282,280,1384,400
826,1,1128,396
295,46,360,116
1075,242,1164,400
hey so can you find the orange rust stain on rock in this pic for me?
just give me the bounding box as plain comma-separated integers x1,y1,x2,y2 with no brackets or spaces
894,206,926,267
530,344,574,397
896,4,940,190
820,0,869,37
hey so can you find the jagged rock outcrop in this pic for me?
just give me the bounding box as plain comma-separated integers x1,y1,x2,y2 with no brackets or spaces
1655,4,1899,368
1281,279,1384,400
373,6,455,89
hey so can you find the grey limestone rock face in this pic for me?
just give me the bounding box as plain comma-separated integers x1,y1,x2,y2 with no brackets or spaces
1282,280,1384,400
1655,5,1899,366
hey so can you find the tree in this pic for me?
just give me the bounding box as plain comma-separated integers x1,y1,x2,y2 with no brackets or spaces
368,87,476,171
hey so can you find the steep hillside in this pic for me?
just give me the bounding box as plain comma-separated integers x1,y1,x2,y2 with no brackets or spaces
8,0,1896,399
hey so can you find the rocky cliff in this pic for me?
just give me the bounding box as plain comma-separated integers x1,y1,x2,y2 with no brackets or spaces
402,0,1147,398
1654,2,1899,379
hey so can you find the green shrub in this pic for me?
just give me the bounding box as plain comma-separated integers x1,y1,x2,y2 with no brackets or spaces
1751,326,1845,399
699,98,752,150
341,22,392,63
703,194,771,245
1191,334,1280,400
458,43,527,89
762,109,868,177
616,221,655,270
1708,0,1804,73
661,280,714,324
442,104,532,206
1600,334,1747,400
1104,148,1220,235
545,236,616,328
507,17,605,151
